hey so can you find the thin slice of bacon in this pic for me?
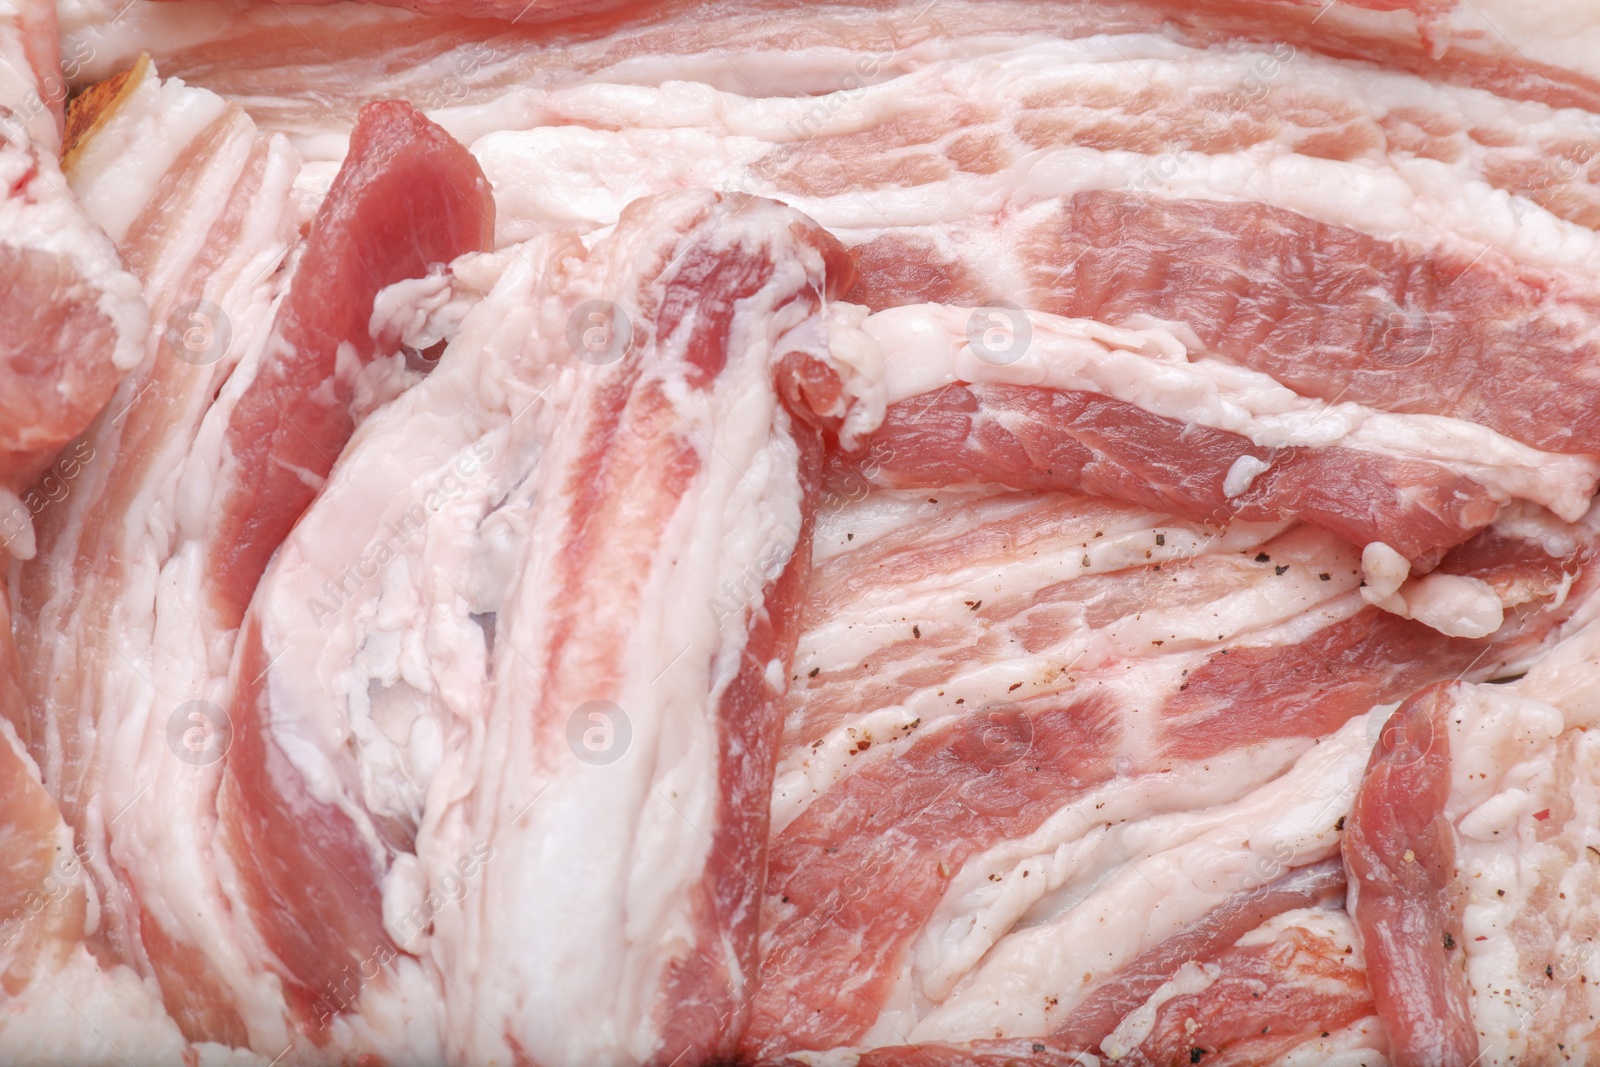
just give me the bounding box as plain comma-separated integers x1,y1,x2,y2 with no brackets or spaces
388,190,863,1066
207,99,493,626
1107,918,1375,1067
842,383,1502,568
203,101,494,1037
747,694,1121,1056
1024,191,1600,457
1343,682,1479,1067
1051,858,1348,1051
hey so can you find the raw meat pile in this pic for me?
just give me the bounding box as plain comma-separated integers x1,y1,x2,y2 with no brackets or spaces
6,0,1600,1064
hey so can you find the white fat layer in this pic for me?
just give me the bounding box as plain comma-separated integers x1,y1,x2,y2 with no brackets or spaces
896,708,1381,1043
368,266,484,353
0,943,265,1067
811,486,1011,562
1433,638,1600,1063
843,302,1596,521
252,242,557,827
1276,1017,1391,1067
1362,540,1506,638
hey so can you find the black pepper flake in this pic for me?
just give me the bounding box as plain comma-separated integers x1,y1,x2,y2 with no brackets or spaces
1319,572,1331,581
1155,533,1166,546
1444,932,1456,950
1032,1045,1046,1054
1190,1048,1206,1064
808,667,820,678
1008,682,1023,692
1255,552,1271,563
967,600,982,611
1336,816,1346,831
846,532,854,541
1274,564,1289,575
913,625,922,639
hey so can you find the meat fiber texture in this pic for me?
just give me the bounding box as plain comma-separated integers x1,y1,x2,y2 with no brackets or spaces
4,1,1600,1066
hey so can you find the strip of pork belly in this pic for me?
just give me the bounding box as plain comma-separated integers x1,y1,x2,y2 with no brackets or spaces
748,694,1380,1058
403,189,857,1066
823,302,1595,574
791,864,1361,1066
68,0,1600,146
1341,604,1600,1065
746,494,1598,1056
11,57,309,1049
219,235,577,1059
14,69,494,1055
437,37,1600,264
126,100,489,1049
777,493,1593,833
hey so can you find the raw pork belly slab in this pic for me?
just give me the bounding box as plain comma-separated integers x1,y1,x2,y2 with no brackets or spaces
6,0,1600,1065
